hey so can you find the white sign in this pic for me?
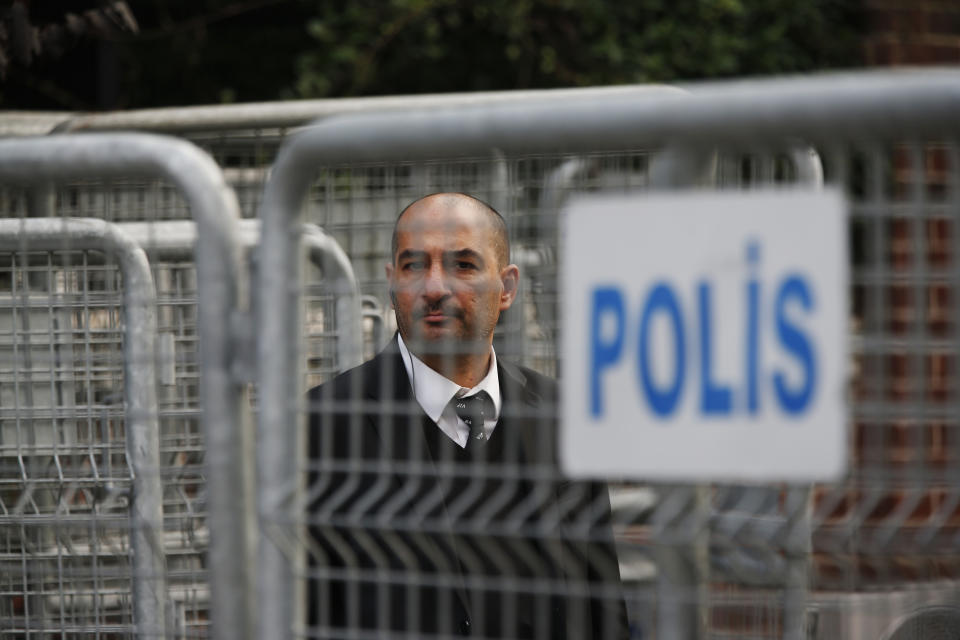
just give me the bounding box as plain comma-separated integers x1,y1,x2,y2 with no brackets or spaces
560,190,848,481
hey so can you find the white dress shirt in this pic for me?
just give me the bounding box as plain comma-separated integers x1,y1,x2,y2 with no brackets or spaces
397,334,502,448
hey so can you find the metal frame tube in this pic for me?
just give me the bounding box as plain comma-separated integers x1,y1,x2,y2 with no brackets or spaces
0,218,165,638
256,70,960,640
117,219,363,371
0,133,253,640
300,224,363,370
54,85,683,134
361,295,387,352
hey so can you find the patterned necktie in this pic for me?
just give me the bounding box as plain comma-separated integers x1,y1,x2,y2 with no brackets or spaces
453,391,491,447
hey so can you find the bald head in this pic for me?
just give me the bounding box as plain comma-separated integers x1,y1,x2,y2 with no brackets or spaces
391,193,510,267
386,192,520,384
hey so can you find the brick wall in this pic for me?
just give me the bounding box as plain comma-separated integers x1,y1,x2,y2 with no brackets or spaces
864,0,960,66
843,1,960,585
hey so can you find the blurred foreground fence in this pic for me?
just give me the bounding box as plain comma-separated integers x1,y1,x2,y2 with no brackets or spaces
0,217,164,637
0,135,253,639
2,71,960,639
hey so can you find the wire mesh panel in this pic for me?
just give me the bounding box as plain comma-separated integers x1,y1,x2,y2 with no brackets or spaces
0,192,204,640
0,245,136,637
0,218,355,640
0,199,356,640
261,154,667,640
289,151,788,640
804,142,960,640
0,133,249,640
0,215,168,640
263,153,708,639
3,78,957,639
150,252,210,638
252,73,960,640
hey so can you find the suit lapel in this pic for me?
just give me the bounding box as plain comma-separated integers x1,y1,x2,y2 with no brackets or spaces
370,337,474,618
360,337,426,463
497,358,553,468
498,358,579,600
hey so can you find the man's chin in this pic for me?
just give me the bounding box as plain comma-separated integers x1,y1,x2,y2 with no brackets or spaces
406,330,456,351
403,330,483,357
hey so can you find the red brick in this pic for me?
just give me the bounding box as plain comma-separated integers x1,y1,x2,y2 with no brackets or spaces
872,7,926,34
866,490,901,523
926,286,951,335
812,553,845,583
906,43,935,63
868,40,903,65
910,8,931,33
887,352,912,398
858,556,881,583
863,41,883,65
926,146,950,173
888,285,914,335
867,8,896,32
891,147,919,198
927,11,960,36
708,586,782,634
886,421,922,463
920,42,960,63
907,488,943,522
891,555,924,581
889,226,913,269
931,556,960,578
814,486,857,522
927,352,951,400
947,499,960,525
927,421,948,463
926,219,951,267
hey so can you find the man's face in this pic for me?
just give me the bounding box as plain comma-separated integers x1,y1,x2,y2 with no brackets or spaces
386,198,517,356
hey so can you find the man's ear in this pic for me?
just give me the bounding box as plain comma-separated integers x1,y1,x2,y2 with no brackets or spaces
499,264,520,311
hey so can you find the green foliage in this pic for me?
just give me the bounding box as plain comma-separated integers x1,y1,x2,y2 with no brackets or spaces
292,0,864,98
0,0,864,109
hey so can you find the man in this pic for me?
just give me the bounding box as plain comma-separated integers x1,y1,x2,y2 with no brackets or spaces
308,193,627,638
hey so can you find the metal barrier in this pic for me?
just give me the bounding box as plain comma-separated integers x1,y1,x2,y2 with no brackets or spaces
254,69,960,640
2,72,959,639
117,219,363,386
0,213,359,640
0,217,164,637
121,219,359,638
45,87,685,287
0,134,251,640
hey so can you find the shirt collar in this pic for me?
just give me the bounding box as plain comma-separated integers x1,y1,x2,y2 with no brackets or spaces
397,334,502,422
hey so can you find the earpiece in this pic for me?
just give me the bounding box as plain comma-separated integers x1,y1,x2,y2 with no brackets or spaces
390,286,416,400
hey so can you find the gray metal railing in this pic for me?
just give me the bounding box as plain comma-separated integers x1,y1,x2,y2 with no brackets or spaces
51,86,684,135
0,217,164,637
255,69,960,640
118,219,363,376
0,133,252,640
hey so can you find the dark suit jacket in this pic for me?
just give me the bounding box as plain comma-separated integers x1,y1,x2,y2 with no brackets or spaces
307,337,628,638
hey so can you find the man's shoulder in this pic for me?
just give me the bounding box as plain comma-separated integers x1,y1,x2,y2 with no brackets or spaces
307,348,396,401
499,359,558,399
